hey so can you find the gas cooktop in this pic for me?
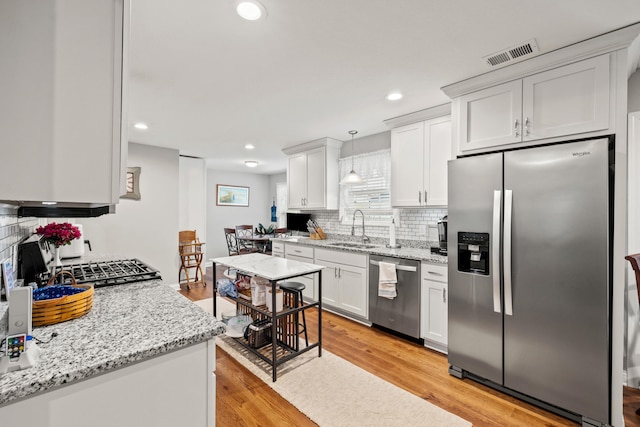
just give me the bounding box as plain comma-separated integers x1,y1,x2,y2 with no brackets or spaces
44,258,162,288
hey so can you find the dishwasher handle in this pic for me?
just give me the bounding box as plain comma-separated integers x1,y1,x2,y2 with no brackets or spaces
369,260,417,272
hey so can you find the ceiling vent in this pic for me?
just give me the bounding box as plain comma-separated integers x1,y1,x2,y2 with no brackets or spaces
483,39,539,68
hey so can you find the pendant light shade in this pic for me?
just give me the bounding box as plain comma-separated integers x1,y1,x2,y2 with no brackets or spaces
340,130,363,185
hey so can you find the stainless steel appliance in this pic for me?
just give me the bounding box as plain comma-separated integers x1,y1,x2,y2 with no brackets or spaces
18,236,161,287
44,259,161,287
447,137,612,426
437,215,448,254
369,255,420,339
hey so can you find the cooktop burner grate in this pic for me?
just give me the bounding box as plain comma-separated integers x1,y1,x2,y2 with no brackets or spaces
44,259,162,288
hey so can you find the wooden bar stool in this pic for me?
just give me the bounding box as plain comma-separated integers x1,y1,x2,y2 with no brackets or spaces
279,281,308,351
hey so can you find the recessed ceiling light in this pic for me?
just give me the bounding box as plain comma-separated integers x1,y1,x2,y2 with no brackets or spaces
244,144,255,150
386,92,403,101
245,160,259,168
134,122,148,130
236,1,266,21
42,201,57,205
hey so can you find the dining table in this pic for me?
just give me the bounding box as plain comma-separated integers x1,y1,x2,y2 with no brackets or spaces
236,234,273,253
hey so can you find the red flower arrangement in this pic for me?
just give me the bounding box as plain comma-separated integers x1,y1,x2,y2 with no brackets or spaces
35,222,82,247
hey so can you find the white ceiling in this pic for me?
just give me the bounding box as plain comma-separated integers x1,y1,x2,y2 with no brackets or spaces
128,0,640,175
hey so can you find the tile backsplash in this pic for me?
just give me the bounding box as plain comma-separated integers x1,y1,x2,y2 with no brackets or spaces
309,208,447,248
0,213,39,268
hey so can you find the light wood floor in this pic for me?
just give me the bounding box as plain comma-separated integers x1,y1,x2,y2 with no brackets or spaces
179,267,640,427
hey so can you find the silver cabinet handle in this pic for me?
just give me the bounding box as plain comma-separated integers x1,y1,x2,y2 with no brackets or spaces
524,117,530,136
492,190,502,314
504,189,513,316
442,288,446,303
338,267,341,278
424,190,427,205
334,267,338,278
294,249,302,254
418,190,421,204
426,271,444,276
514,119,520,137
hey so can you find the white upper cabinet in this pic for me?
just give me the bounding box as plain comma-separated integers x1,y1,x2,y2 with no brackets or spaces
522,55,610,139
283,138,342,210
0,0,129,205
391,116,452,207
457,80,523,151
456,54,610,154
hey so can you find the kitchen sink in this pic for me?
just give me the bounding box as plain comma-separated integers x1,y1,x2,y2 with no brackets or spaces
326,242,380,249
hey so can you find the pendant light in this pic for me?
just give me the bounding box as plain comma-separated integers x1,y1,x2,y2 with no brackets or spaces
340,130,364,185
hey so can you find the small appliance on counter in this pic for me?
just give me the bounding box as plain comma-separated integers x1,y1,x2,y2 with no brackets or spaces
0,287,40,374
430,215,448,255
58,223,91,259
17,236,161,288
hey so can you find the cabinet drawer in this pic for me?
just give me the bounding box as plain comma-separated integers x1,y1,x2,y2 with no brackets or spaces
421,263,448,283
272,241,285,253
315,248,367,268
285,244,314,258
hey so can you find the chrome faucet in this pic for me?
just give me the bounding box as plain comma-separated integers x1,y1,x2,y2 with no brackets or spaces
351,209,370,243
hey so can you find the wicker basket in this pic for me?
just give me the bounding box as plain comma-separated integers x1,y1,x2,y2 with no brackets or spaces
32,271,94,327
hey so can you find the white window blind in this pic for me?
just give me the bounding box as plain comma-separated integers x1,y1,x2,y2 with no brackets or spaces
339,149,393,225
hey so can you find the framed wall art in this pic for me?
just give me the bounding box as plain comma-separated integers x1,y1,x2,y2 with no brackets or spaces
216,184,249,207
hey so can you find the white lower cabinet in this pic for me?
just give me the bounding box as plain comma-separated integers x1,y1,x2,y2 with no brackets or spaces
420,262,448,353
314,249,368,320
284,243,316,301
271,241,285,258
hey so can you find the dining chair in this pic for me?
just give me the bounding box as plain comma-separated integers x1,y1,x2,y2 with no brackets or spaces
235,225,260,253
274,228,291,237
625,253,640,415
224,228,240,256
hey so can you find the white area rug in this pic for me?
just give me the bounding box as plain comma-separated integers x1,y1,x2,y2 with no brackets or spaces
195,297,471,427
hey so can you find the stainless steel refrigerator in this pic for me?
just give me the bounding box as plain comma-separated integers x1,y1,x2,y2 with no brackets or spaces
447,137,612,426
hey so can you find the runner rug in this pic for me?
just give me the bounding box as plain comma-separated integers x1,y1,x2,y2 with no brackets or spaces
195,297,471,427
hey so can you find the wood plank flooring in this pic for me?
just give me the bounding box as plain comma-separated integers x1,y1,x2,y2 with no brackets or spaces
179,267,640,426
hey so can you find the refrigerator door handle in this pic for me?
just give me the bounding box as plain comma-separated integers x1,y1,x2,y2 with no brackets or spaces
492,190,502,313
504,189,514,316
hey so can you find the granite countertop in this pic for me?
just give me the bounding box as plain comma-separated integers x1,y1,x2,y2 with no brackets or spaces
272,237,448,264
0,279,225,406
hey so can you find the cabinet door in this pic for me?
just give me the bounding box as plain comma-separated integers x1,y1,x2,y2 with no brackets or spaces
284,252,315,301
523,55,610,140
287,153,307,208
458,80,523,152
338,264,368,318
420,278,448,348
0,0,126,204
391,122,425,207
305,147,326,208
316,260,340,307
425,116,452,206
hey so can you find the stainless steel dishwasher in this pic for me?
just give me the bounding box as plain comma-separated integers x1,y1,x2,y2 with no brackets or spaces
369,255,421,339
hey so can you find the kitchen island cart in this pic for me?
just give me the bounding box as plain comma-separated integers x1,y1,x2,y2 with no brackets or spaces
211,253,324,381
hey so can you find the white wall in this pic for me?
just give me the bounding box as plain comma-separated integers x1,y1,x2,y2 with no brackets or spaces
206,170,272,259
179,156,207,239
76,143,180,283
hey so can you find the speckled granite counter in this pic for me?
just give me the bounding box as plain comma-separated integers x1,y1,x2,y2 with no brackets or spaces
0,279,225,406
272,237,448,264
